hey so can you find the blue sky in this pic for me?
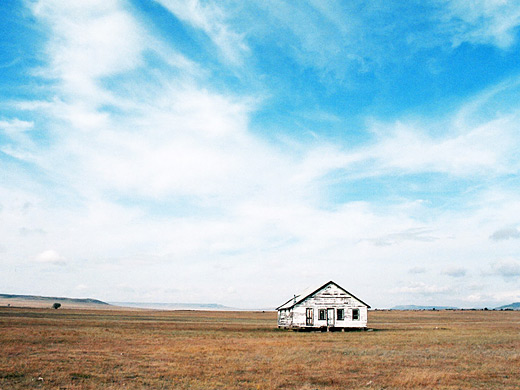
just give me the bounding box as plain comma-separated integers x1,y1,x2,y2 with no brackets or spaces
1,0,520,309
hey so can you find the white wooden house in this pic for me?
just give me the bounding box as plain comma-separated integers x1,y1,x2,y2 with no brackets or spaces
277,281,370,330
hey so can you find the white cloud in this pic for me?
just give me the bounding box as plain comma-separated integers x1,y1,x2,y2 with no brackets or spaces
23,0,269,203
68,89,260,199
35,250,66,266
464,293,490,303
31,0,146,102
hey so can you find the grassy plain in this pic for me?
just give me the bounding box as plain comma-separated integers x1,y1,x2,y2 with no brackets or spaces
1,307,519,389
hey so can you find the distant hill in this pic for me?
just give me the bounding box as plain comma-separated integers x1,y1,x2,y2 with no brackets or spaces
495,302,520,310
0,293,110,308
391,305,459,310
0,294,238,311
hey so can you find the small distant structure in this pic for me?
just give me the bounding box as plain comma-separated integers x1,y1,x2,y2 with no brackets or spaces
276,281,370,330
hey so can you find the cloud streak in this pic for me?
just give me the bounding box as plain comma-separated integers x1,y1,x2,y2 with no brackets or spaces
366,227,438,247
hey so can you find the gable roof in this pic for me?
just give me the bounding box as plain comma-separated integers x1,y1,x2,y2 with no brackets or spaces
276,280,371,310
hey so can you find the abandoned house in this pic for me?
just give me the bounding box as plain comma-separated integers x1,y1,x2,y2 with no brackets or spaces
276,280,370,330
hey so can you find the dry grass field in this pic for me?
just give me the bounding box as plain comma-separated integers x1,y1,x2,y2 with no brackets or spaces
1,307,519,389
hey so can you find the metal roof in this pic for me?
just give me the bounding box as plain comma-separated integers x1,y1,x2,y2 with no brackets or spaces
276,280,371,310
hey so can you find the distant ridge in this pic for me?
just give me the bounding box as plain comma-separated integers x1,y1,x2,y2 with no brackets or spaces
495,302,520,310
392,303,520,310
391,305,459,310
0,293,109,306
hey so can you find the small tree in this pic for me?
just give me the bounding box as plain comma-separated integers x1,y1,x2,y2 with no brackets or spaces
52,302,61,309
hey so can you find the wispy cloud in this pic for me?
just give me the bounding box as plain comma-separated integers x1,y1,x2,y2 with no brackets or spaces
409,267,427,274
170,0,520,86
391,282,452,295
440,0,520,49
364,110,520,177
442,267,467,277
366,227,438,247
19,227,46,236
155,0,249,65
489,289,520,303
0,118,33,134
465,289,520,305
492,259,520,279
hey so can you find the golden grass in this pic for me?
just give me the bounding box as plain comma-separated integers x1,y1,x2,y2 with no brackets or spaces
1,307,519,389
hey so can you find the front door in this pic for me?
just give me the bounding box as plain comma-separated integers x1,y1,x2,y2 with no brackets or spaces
306,308,314,326
327,308,335,327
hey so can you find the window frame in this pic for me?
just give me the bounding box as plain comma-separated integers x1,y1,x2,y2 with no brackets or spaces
337,308,345,321
352,308,360,320
318,309,326,321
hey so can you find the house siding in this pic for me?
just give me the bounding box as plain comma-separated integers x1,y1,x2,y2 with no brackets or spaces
277,308,292,327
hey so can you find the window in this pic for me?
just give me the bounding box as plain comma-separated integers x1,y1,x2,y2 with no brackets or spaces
337,308,344,321
306,308,314,326
319,309,326,321
352,308,360,320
